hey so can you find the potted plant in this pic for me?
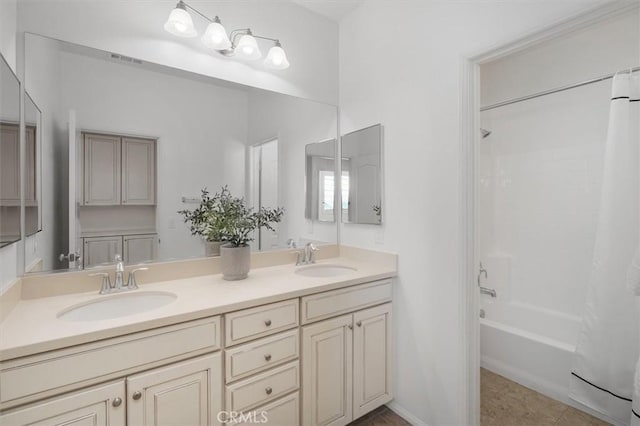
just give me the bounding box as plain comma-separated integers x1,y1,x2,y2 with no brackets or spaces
178,187,230,257
217,191,284,280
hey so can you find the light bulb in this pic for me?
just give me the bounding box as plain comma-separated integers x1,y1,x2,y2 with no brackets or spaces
201,19,231,50
164,2,197,38
264,44,289,70
235,34,262,60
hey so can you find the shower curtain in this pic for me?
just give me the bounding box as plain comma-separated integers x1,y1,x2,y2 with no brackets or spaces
570,73,640,426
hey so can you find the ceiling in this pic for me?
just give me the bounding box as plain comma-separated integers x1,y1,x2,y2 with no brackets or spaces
292,0,363,22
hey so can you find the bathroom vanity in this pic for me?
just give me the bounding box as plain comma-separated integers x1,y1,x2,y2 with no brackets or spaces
0,247,396,426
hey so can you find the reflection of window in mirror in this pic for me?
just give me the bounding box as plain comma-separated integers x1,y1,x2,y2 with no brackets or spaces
318,170,334,222
341,172,350,222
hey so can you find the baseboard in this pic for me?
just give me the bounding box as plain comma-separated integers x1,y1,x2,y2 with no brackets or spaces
386,401,429,426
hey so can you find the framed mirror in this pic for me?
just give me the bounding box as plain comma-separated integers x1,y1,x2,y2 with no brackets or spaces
0,53,22,248
24,33,338,273
341,124,383,225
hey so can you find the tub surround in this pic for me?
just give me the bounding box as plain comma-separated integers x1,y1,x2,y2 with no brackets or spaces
0,245,396,360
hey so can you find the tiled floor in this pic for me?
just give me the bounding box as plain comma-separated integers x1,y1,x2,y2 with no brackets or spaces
348,405,412,425
481,368,611,426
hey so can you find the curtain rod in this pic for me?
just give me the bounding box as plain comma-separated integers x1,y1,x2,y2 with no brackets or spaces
480,65,640,112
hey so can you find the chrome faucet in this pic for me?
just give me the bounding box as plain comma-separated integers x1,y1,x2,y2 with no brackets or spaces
477,262,497,297
89,255,147,294
114,254,125,290
304,243,318,264
295,243,319,266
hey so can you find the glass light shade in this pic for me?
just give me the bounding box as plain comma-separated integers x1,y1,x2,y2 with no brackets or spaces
201,22,231,50
164,7,197,38
264,45,290,70
235,34,262,60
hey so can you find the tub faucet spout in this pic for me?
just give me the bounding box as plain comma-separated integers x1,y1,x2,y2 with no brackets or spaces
480,286,497,298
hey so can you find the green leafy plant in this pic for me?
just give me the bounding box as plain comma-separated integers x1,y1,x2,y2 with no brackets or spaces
219,192,285,247
178,186,284,247
178,187,230,242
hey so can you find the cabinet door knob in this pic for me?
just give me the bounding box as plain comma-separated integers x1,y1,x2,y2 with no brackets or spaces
264,354,272,361
132,391,142,401
356,321,362,327
347,324,353,330
112,397,122,407
265,387,273,395
264,319,272,327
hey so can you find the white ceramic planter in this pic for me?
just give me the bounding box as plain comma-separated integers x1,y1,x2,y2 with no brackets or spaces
220,244,250,280
204,241,222,257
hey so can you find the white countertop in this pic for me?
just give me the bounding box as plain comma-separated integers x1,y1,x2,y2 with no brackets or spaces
0,256,396,361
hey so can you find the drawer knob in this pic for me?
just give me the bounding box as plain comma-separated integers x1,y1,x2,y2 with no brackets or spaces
356,321,362,327
132,391,142,401
264,319,272,327
112,397,122,407
265,387,273,395
264,354,272,361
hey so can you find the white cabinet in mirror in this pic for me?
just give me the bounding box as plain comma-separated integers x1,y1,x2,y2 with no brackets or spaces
23,33,339,274
0,53,22,249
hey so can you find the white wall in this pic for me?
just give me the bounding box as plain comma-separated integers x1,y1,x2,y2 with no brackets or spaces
338,1,610,424
17,0,338,105
0,0,17,71
247,91,337,248
0,0,19,292
478,10,640,318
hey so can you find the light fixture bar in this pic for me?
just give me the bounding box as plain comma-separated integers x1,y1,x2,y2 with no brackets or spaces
179,1,215,23
165,1,289,69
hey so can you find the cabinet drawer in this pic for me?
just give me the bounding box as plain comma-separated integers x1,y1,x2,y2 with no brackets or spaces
225,361,299,413
0,317,220,407
225,330,299,383
225,300,298,346
300,280,392,324
233,392,299,426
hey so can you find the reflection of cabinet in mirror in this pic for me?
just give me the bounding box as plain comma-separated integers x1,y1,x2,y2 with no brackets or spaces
82,233,158,268
83,134,156,206
0,124,36,205
80,132,157,267
1,123,37,245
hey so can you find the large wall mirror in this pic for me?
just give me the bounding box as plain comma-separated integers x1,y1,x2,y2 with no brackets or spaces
0,53,21,248
341,124,383,225
23,33,338,273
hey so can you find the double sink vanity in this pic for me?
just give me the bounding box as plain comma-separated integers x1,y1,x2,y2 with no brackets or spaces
0,246,396,426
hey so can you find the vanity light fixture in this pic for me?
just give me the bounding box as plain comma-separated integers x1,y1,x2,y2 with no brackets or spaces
164,1,289,70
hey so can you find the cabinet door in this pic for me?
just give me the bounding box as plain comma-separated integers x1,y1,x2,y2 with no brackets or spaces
83,236,123,268
127,353,223,426
122,138,155,205
353,303,393,419
302,315,353,426
123,234,157,264
0,381,125,426
0,123,20,204
84,133,121,205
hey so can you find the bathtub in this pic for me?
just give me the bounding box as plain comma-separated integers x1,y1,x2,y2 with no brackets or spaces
480,299,582,404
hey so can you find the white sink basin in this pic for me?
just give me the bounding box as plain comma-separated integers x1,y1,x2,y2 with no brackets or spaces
295,264,357,278
58,291,177,322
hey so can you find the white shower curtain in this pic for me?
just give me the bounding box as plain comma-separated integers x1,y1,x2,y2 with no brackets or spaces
570,73,640,426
